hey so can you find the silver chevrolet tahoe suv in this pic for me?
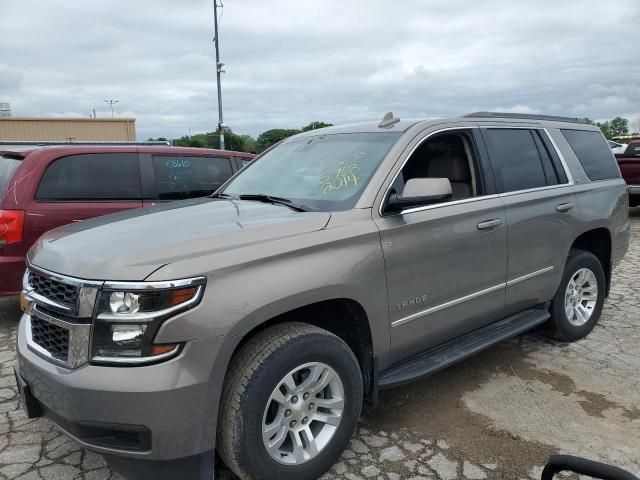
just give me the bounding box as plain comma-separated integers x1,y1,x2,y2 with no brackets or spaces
15,112,630,480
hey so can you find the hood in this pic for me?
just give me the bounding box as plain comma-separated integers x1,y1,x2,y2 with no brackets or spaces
28,198,331,280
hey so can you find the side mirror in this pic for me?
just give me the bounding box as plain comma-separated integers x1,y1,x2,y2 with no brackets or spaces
386,178,452,212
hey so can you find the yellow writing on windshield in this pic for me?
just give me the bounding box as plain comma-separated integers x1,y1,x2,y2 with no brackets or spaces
320,163,361,194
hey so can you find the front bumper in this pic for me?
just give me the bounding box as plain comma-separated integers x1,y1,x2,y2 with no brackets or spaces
16,314,224,461
627,185,640,196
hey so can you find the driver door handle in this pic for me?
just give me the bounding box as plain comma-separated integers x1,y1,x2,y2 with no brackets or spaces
477,219,503,231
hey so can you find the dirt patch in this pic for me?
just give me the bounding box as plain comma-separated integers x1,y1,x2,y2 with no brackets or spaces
364,343,561,479
506,351,639,420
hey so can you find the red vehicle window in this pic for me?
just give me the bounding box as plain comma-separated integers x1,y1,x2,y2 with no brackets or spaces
152,155,233,200
36,153,142,200
0,154,22,197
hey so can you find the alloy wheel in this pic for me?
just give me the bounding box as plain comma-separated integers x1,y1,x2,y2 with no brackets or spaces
261,362,345,465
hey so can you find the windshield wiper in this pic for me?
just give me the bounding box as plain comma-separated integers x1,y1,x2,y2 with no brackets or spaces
238,194,308,212
210,193,232,199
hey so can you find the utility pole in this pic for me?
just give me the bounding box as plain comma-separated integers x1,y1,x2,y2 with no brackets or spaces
104,99,119,118
213,0,225,150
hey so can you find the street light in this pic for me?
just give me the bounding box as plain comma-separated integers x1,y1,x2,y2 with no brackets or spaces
104,99,119,118
213,1,225,150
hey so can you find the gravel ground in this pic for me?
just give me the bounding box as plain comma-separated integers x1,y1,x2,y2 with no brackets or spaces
0,209,638,480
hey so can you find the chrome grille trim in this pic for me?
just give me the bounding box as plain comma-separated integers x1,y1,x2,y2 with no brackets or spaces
23,265,101,369
25,304,92,369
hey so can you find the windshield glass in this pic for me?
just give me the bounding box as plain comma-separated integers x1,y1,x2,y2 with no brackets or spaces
0,155,22,197
222,132,401,211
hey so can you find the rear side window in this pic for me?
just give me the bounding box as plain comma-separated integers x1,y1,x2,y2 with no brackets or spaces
627,143,640,157
0,155,22,196
561,130,620,180
37,153,141,200
152,156,233,200
483,129,551,192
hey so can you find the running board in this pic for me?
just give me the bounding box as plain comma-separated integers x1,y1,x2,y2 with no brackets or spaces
378,309,550,389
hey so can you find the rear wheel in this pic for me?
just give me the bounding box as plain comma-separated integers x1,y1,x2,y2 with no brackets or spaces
548,250,606,341
217,322,363,480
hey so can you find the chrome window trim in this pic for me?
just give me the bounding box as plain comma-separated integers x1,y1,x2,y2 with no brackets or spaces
497,183,572,198
506,266,554,287
378,126,483,218
378,125,576,217
399,194,500,215
96,285,203,322
391,283,505,328
102,276,207,291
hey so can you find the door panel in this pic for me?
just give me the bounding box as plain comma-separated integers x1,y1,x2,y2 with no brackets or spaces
501,187,580,313
374,197,507,363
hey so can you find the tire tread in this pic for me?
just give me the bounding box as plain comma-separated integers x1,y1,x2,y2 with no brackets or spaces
217,322,342,479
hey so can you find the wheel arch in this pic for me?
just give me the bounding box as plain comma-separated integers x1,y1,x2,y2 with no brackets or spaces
569,227,612,295
219,296,378,404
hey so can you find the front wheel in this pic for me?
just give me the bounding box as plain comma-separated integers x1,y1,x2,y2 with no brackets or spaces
548,250,606,342
217,322,363,480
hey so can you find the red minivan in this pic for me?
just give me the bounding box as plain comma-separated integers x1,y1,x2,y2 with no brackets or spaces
0,145,254,295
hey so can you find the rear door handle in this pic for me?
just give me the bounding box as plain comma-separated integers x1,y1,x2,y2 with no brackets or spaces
477,219,503,230
556,202,575,213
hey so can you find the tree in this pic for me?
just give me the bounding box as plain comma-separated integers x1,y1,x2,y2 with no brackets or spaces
608,117,629,138
255,129,301,152
172,129,256,152
301,121,333,132
596,121,612,139
238,134,257,153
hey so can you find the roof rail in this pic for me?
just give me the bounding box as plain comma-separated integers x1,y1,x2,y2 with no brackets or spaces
0,140,171,146
464,112,589,124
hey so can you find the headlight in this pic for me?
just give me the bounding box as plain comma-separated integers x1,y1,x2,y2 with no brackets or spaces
91,277,206,366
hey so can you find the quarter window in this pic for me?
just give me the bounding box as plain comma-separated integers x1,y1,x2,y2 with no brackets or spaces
36,154,141,200
152,156,233,200
561,129,621,180
0,155,22,196
483,129,549,193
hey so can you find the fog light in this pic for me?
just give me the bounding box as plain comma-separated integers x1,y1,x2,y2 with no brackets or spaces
112,324,146,344
109,292,140,313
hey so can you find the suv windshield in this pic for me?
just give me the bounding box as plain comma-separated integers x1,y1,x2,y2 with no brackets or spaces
0,155,22,197
222,132,401,211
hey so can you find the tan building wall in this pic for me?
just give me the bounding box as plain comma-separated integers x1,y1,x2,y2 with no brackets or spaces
0,118,136,141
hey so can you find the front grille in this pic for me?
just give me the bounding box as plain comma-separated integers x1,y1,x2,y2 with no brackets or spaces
29,273,78,309
30,316,70,361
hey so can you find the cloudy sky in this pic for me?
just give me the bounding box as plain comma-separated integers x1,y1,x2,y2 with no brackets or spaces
1,0,639,140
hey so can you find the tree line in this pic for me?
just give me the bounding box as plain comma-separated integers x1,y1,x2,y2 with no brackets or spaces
149,121,333,153
583,116,638,140
149,116,639,153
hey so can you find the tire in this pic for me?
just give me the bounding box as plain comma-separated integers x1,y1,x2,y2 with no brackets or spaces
548,249,606,342
217,322,363,480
